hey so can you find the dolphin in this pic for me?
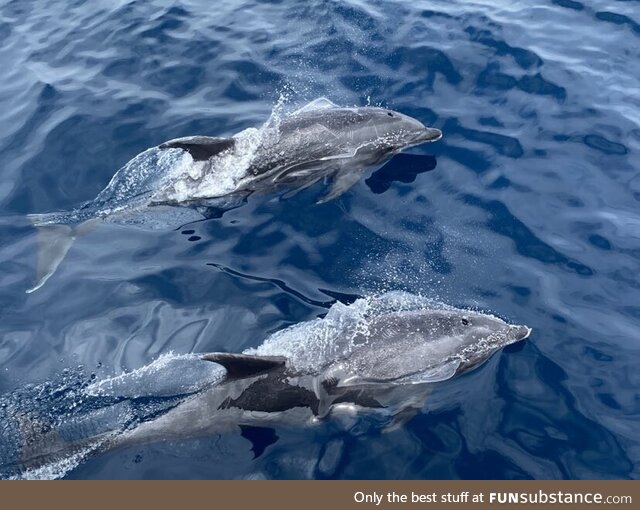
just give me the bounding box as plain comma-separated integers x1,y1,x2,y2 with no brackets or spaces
1,293,530,479
26,98,442,292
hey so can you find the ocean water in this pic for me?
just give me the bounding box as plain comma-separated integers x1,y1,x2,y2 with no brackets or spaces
0,0,638,479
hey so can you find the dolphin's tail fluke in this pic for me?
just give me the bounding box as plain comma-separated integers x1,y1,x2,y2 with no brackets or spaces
26,212,79,294
2,402,129,479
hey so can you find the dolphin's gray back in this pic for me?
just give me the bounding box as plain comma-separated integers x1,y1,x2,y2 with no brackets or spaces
245,108,389,179
278,108,373,132
322,311,465,384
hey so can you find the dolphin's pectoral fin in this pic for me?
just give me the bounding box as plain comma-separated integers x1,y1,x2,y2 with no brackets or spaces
272,160,337,184
159,136,235,161
26,224,76,294
333,389,384,409
202,353,287,380
383,407,420,433
239,425,279,459
191,192,252,218
279,176,324,200
399,359,462,384
317,171,363,204
314,376,343,418
273,161,336,200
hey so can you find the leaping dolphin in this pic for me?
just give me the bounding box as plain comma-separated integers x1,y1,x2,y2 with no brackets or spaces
1,293,530,479
26,98,442,292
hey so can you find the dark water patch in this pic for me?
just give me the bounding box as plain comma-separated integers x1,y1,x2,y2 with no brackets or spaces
477,65,517,90
0,22,11,43
588,234,611,251
308,37,357,65
233,229,289,257
465,26,542,69
623,306,640,321
442,144,492,174
595,11,640,34
103,58,141,80
552,133,629,156
488,176,511,189
551,0,584,11
206,263,334,309
333,3,379,33
503,354,633,478
597,393,622,410
420,9,454,20
477,64,566,101
219,60,282,87
463,194,593,275
583,134,628,155
240,426,279,459
510,285,531,298
478,116,504,128
391,47,462,87
147,64,205,97
138,6,190,42
459,449,534,480
365,154,438,194
425,238,453,275
1,82,59,154
583,347,613,363
339,74,386,95
518,74,566,101
444,118,524,158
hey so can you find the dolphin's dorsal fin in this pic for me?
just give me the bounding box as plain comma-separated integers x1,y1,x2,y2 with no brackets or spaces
201,353,286,380
159,136,235,161
293,97,339,115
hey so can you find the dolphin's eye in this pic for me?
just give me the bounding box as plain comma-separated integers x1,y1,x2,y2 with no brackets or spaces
387,112,393,117
461,318,470,326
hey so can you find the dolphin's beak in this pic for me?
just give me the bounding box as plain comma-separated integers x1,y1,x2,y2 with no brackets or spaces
509,325,532,343
418,127,443,142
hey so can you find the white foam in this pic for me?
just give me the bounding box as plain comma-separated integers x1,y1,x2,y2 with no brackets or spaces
157,96,340,203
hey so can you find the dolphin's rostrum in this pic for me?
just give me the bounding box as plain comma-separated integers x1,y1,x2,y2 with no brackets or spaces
1,293,530,479
26,98,442,292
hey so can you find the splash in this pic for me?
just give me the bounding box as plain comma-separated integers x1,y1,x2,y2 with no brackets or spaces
157,96,341,203
85,352,226,399
0,353,225,479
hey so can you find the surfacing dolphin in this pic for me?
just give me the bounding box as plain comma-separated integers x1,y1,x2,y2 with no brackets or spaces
2,293,530,479
26,98,442,292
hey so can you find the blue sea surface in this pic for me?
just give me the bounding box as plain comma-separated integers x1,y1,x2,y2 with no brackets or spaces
0,0,639,479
